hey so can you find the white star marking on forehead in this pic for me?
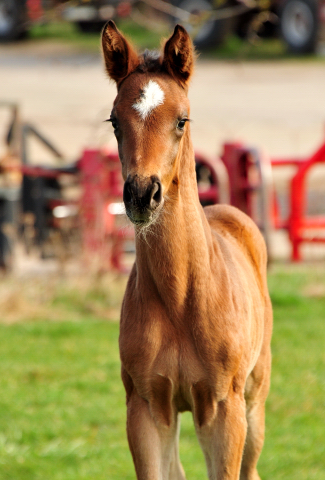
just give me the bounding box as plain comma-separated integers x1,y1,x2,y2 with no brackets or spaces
133,80,165,120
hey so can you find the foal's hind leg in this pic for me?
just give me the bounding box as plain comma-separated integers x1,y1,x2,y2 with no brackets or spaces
240,346,271,480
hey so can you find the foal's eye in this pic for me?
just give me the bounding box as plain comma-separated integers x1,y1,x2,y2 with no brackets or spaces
177,118,189,131
106,117,119,131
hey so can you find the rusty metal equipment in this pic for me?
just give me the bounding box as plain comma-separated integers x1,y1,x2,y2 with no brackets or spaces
0,101,79,268
0,101,21,268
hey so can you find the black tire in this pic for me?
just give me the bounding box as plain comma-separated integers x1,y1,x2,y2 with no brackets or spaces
279,0,318,54
75,20,106,34
172,0,234,50
0,0,26,42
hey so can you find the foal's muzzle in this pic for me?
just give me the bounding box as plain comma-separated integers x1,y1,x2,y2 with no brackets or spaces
123,175,163,225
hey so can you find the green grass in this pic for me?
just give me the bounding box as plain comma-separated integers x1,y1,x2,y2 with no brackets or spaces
262,265,325,479
0,264,325,479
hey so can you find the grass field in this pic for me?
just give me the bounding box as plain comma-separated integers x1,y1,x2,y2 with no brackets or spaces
0,264,325,479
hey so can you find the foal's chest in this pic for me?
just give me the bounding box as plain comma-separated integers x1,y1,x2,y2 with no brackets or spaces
120,299,239,410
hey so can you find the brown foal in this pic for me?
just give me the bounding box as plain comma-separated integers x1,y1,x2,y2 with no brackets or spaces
102,21,272,480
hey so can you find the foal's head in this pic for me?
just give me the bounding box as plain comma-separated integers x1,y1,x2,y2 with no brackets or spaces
102,21,195,226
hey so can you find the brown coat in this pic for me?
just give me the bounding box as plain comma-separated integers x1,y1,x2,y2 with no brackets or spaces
102,21,272,480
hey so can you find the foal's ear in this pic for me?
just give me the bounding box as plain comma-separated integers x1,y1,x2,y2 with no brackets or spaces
101,20,139,84
162,25,195,88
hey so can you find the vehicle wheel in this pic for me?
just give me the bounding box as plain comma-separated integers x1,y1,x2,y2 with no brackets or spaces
172,0,234,50
279,0,318,53
75,20,106,34
0,0,26,42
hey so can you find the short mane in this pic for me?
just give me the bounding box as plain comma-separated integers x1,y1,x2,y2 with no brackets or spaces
136,49,162,74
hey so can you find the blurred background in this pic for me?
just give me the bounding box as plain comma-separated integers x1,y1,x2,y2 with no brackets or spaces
0,1,325,480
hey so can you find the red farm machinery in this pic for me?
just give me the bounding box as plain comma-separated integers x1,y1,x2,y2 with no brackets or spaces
1,101,325,272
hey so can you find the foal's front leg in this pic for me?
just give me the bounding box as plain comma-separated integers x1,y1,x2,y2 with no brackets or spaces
126,390,185,480
195,390,247,480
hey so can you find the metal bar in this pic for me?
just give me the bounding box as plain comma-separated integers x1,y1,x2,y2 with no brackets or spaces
140,0,256,23
296,237,325,243
21,123,64,165
271,158,305,167
24,123,63,159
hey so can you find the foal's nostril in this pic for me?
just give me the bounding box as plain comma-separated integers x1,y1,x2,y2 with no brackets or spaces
123,181,133,205
150,181,162,209
123,177,162,216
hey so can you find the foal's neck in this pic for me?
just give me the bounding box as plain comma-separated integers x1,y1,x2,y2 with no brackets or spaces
134,131,213,312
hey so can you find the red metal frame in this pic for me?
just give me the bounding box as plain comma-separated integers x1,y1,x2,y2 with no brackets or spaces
195,151,230,205
78,148,134,272
16,140,325,266
77,148,229,271
26,0,44,21
271,142,325,261
76,148,231,271
221,142,273,252
16,147,133,272
221,142,256,215
220,140,325,261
